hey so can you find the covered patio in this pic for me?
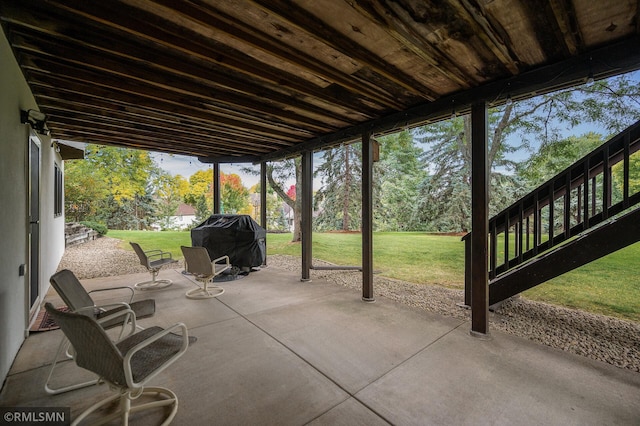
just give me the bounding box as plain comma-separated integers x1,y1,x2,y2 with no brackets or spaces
2,2,640,422
2,0,640,341
2,267,638,425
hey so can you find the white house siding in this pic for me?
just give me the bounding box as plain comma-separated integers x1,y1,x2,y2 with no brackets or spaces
0,27,65,387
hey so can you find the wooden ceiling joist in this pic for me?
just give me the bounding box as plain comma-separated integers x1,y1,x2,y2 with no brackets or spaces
1,0,638,161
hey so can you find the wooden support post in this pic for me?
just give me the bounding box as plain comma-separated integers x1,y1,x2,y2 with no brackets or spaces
471,102,489,336
301,151,313,281
261,161,268,266
213,163,221,214
362,132,374,302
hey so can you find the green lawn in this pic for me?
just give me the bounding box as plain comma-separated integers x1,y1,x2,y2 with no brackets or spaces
108,230,192,259
107,230,640,322
267,232,465,287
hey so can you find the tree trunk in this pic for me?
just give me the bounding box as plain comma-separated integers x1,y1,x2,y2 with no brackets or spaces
292,159,302,242
342,145,351,231
266,159,303,242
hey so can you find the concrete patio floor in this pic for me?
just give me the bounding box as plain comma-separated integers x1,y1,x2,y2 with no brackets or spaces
1,266,639,425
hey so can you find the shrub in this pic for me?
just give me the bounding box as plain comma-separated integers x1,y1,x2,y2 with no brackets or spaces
80,221,108,236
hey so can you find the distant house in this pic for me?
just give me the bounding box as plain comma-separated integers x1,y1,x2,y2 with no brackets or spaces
154,203,197,231
172,203,197,229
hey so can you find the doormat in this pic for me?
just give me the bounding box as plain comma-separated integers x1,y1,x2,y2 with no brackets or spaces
30,306,70,332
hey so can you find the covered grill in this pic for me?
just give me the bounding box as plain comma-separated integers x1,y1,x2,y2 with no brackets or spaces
191,214,266,271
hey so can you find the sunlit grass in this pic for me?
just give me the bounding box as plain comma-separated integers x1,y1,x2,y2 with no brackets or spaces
106,230,639,322
523,247,640,320
107,230,191,259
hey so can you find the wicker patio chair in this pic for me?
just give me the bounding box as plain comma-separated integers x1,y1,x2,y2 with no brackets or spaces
44,302,191,425
45,269,156,395
130,242,178,290
181,246,231,299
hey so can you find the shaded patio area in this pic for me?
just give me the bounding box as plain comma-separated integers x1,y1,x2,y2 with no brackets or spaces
1,266,639,425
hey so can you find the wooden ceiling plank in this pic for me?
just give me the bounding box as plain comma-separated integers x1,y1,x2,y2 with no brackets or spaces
19,56,311,142
345,0,515,82
38,99,282,148
548,0,584,55
48,119,271,152
33,90,294,149
40,106,290,154
248,0,440,101
0,2,372,124
140,0,412,108
39,0,397,113
348,0,475,88
50,129,229,158
47,113,271,155
49,117,267,156
38,110,292,158
11,34,336,134
518,0,573,60
456,0,521,74
33,95,296,155
2,0,638,162
260,34,640,162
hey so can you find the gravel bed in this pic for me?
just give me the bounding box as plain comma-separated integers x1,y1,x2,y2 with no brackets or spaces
60,237,640,372
57,237,181,279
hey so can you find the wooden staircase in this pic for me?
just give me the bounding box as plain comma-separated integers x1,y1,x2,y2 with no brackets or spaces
464,120,640,305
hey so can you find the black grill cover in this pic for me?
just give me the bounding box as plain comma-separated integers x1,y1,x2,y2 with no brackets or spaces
191,214,266,269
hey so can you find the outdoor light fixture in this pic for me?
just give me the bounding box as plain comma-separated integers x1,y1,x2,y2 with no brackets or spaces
505,94,513,106
585,56,594,87
585,71,595,87
20,109,50,135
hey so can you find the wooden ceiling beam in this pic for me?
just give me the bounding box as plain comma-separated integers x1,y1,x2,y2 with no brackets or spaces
12,35,333,134
48,118,263,158
2,0,637,162
20,60,309,143
135,0,412,108
37,0,398,113
1,2,373,123
519,0,573,60
456,0,521,74
38,98,281,149
33,90,293,149
261,35,640,162
355,0,519,78
548,0,583,55
50,129,229,158
46,113,271,156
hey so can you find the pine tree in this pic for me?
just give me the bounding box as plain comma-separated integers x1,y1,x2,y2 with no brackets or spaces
374,130,427,231
314,144,362,231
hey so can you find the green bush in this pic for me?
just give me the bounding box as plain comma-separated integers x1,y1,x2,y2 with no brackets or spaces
80,221,108,236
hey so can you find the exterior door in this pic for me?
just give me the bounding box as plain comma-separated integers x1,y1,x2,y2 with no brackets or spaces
29,137,40,308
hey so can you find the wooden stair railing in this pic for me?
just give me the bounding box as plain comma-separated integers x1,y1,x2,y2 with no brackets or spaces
463,120,640,305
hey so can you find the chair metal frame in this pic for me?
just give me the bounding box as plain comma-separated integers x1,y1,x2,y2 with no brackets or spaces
130,242,178,290
181,246,231,299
